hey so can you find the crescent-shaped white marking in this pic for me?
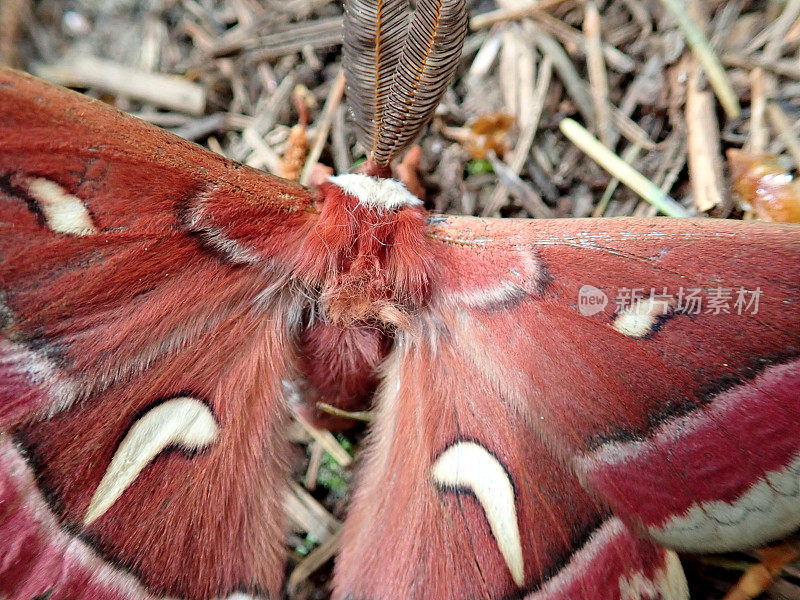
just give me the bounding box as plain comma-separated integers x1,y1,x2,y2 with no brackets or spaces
84,397,219,526
431,441,524,587
27,177,98,236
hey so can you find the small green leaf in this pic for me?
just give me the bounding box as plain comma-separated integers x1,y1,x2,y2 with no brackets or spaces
466,159,494,175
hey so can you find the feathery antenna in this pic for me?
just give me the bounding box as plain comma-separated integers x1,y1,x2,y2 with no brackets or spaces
343,0,468,170
343,0,410,155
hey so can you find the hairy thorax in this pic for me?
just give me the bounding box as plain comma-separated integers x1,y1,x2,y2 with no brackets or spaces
293,174,434,425
296,174,433,326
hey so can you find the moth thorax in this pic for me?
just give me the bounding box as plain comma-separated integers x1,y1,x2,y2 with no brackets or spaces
328,174,423,211
300,176,433,327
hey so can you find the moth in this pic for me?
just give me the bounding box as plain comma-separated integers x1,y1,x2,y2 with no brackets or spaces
1,0,799,599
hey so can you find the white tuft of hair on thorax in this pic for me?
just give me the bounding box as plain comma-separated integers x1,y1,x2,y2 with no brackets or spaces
328,174,422,211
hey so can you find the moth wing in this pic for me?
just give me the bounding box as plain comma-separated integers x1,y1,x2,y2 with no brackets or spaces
334,329,686,600
0,68,315,599
334,215,800,600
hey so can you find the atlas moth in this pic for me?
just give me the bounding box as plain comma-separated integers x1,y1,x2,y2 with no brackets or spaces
0,0,798,599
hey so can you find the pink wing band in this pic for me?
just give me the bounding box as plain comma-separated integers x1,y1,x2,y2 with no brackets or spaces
0,438,158,600
578,358,800,551
525,518,686,600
